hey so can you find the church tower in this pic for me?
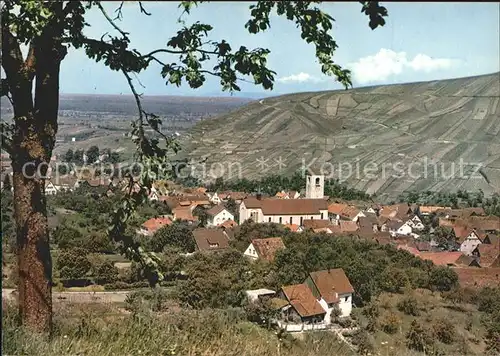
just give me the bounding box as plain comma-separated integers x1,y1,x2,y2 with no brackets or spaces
305,174,324,199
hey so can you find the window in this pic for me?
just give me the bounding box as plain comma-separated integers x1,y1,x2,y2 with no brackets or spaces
345,296,349,302
321,213,323,219
311,216,313,220
300,217,303,225
289,217,293,224
279,217,282,224
268,217,272,222
315,177,320,186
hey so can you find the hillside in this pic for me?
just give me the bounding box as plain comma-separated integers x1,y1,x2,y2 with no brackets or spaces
1,94,253,161
180,73,500,201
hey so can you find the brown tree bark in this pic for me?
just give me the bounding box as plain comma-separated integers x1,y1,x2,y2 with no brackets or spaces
2,3,65,333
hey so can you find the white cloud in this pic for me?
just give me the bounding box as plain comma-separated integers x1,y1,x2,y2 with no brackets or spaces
348,48,460,84
278,72,322,84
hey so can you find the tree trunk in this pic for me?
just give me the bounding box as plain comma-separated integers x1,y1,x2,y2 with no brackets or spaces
2,3,64,333
13,154,52,333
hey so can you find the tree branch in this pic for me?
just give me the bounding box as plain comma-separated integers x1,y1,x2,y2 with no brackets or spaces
1,24,34,116
96,2,129,38
113,1,125,20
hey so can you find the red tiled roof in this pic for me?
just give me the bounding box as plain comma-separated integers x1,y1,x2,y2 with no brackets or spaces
243,198,328,215
328,203,348,215
454,255,479,267
419,206,451,214
303,219,332,229
141,217,172,233
193,228,229,251
281,284,326,318
309,269,354,304
206,205,229,216
220,219,238,228
468,216,500,232
380,203,412,220
397,245,420,256
339,221,359,233
474,244,500,267
418,251,464,266
340,206,361,220
284,223,301,232
251,237,286,262
439,218,455,227
173,207,198,222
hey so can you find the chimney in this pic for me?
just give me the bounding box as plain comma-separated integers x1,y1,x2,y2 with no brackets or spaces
256,193,262,200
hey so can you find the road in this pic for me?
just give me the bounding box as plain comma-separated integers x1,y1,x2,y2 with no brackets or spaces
2,288,130,303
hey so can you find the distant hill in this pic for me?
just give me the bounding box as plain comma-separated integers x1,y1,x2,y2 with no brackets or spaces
1,94,254,118
179,72,500,201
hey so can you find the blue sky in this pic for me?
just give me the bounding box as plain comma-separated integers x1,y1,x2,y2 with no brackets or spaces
59,1,499,97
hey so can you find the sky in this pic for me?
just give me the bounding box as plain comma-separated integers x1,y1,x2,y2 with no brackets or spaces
57,1,499,97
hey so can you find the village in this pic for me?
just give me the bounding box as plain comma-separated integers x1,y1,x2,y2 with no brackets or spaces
3,160,498,334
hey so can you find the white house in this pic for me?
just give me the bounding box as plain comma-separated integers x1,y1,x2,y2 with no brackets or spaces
44,180,59,195
208,192,221,205
206,205,234,227
148,186,160,201
304,268,354,321
388,220,413,237
456,228,483,256
406,215,425,231
244,237,285,262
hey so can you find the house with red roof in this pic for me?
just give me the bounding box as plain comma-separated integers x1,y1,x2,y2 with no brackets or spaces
304,268,354,321
206,205,235,227
138,216,172,236
244,237,286,262
453,226,485,255
276,284,327,326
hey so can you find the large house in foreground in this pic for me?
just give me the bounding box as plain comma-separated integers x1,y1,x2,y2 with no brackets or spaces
274,268,354,331
304,269,354,320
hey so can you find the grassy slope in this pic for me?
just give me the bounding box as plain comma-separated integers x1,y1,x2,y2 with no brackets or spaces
2,301,354,356
354,290,487,355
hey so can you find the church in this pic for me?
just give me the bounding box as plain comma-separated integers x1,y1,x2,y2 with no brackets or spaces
239,175,329,226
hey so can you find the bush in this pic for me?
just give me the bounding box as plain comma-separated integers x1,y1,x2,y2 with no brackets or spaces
329,304,341,323
432,318,456,344
428,266,458,292
351,330,375,355
337,317,353,328
244,299,278,329
124,288,172,313
397,295,420,316
91,259,119,285
56,248,91,280
379,267,410,293
103,281,149,290
380,312,400,334
406,319,434,352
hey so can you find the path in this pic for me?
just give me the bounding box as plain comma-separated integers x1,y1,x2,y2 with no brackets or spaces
330,326,360,352
2,288,130,303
